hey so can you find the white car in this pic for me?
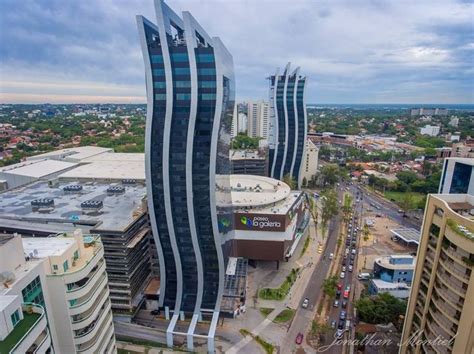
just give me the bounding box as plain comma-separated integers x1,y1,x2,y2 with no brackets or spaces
333,300,339,307
340,272,345,279
351,249,356,255
302,298,309,309
348,265,353,272
342,266,346,272
329,253,334,260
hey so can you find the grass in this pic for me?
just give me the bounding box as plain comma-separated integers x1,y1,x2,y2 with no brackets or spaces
273,308,295,323
240,328,274,354
300,235,311,258
447,218,474,240
259,307,274,317
0,311,41,353
384,191,425,208
258,268,300,300
116,336,167,349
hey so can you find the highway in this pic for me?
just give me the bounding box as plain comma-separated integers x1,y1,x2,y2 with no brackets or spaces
280,188,344,353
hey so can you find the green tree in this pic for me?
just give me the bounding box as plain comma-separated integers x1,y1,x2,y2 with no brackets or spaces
282,174,297,189
321,188,339,229
399,191,415,216
322,276,339,298
319,164,339,186
355,293,407,324
231,133,261,149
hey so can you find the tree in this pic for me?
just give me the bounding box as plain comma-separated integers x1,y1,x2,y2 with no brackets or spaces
399,191,415,216
319,164,339,186
302,177,308,188
282,174,297,189
355,293,407,325
322,276,339,298
321,188,339,229
231,133,261,149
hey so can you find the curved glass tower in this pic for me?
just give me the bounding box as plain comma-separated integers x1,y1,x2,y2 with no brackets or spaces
137,0,234,351
268,63,307,188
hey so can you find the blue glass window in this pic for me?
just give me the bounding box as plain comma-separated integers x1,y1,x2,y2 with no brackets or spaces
200,93,216,100
196,54,214,63
154,82,166,89
151,55,163,63
173,67,190,75
199,81,216,88
174,81,191,88
198,68,216,75
176,93,191,100
153,68,165,75
155,94,167,100
171,53,189,62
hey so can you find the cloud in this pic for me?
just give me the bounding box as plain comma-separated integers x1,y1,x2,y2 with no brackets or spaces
0,0,472,104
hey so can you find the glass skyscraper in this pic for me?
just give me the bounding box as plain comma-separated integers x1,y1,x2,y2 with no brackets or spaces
137,0,234,351
268,63,308,188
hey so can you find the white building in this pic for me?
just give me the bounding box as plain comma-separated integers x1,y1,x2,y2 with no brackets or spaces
231,105,248,137
439,157,474,195
419,125,440,136
449,117,459,127
247,101,270,140
0,231,116,353
300,139,319,185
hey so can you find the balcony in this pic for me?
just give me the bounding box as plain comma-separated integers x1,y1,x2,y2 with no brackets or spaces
76,312,113,353
436,286,463,312
0,304,48,354
66,260,106,300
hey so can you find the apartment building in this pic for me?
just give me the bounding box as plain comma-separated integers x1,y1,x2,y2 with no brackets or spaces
400,193,474,354
300,138,319,185
247,100,270,140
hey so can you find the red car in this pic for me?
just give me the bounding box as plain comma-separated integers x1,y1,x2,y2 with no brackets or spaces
343,290,349,299
337,283,343,290
295,332,304,345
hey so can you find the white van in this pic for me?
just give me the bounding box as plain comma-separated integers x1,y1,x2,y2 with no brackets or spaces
358,272,370,280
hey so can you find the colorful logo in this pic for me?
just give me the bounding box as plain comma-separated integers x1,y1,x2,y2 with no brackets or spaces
240,216,253,227
219,218,230,228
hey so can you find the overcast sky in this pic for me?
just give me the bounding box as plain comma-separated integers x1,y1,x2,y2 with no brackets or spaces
0,0,473,104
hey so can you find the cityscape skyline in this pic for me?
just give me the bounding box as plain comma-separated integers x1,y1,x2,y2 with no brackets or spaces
1,0,473,104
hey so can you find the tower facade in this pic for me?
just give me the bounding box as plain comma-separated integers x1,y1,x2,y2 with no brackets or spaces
268,63,307,188
400,194,474,354
137,0,234,350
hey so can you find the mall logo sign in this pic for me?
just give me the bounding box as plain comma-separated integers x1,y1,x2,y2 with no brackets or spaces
240,215,282,229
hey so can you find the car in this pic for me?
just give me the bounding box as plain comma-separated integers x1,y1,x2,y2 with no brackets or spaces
343,290,349,299
350,254,355,260
336,290,341,298
342,259,346,266
151,309,160,316
338,320,345,329
342,300,347,308
376,205,381,210
317,245,323,254
345,285,351,291
351,249,356,255
340,272,345,279
349,259,354,266
398,209,404,213
333,300,340,307
336,329,344,338
340,311,346,320
375,213,382,217
331,320,337,329
348,265,353,272
342,266,346,272
337,283,343,290
302,298,309,309
329,253,334,260
295,332,304,345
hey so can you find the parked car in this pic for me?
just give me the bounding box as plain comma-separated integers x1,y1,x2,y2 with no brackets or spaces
348,265,353,272
333,300,340,307
329,253,334,260
342,266,346,272
349,259,354,266
302,298,309,309
295,332,304,345
337,283,343,290
338,320,345,329
342,300,347,309
343,290,349,299
340,272,345,279
336,290,341,298
340,311,346,320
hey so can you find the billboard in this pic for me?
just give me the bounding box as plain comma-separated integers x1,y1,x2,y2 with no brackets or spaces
234,213,287,232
